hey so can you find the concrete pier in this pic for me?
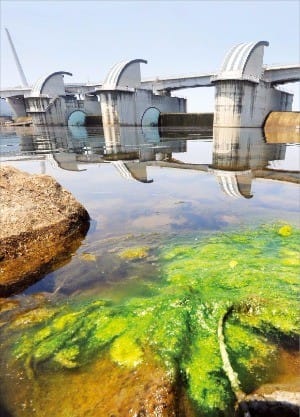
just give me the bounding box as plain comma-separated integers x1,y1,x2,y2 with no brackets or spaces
98,59,186,127
213,42,293,128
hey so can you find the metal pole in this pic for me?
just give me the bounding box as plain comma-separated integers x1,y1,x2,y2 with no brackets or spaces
5,28,29,87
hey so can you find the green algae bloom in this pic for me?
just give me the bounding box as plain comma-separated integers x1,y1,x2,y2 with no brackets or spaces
10,223,300,416
54,346,80,368
278,224,292,237
110,335,143,368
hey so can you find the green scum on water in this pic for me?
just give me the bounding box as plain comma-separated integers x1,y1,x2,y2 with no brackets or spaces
9,223,300,416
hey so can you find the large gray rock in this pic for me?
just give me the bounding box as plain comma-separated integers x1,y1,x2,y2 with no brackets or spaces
0,166,89,296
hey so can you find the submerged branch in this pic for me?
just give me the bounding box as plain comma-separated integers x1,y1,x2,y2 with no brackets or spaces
217,306,251,417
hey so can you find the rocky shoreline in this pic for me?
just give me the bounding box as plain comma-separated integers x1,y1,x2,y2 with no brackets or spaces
0,166,90,296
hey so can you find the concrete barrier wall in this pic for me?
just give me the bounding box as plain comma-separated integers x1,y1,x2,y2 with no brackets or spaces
82,97,101,116
0,98,14,116
159,112,214,127
264,111,300,143
6,97,27,118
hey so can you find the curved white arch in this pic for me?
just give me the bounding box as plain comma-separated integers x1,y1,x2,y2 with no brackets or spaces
31,71,72,96
216,41,269,82
102,59,147,89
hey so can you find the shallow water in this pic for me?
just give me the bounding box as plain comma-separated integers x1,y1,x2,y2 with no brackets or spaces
0,125,299,416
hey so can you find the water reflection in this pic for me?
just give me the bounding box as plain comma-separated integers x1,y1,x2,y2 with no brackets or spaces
209,127,287,199
0,124,299,199
212,127,286,170
103,125,183,163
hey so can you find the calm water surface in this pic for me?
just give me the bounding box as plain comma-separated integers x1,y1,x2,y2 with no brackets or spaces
0,125,299,416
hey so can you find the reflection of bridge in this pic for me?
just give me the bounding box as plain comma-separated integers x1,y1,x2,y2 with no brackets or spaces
1,124,299,199
1,35,299,128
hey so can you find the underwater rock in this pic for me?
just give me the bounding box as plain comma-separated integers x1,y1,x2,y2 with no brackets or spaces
0,298,20,313
119,246,150,260
0,165,90,296
0,352,181,417
80,252,97,262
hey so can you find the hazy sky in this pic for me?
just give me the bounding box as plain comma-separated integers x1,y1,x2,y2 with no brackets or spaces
1,0,299,111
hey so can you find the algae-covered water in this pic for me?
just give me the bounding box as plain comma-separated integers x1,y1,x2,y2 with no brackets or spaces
0,126,299,416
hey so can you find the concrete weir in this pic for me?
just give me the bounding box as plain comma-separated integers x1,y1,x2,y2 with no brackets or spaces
1,40,299,128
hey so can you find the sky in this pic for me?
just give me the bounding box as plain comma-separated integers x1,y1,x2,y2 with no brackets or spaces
1,0,299,111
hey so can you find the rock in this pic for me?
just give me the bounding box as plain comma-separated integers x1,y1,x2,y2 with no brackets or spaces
238,396,299,417
0,166,90,296
237,390,300,417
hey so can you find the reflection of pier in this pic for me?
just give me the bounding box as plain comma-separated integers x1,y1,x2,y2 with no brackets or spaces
112,160,153,183
107,126,298,198
1,125,299,199
209,169,253,199
1,125,105,171
208,127,286,198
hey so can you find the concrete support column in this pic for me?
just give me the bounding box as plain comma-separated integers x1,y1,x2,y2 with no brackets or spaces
100,92,121,126
214,80,293,128
100,90,140,126
103,124,121,154
26,96,67,126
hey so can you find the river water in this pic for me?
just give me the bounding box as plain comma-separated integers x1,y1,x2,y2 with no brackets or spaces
0,125,299,416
